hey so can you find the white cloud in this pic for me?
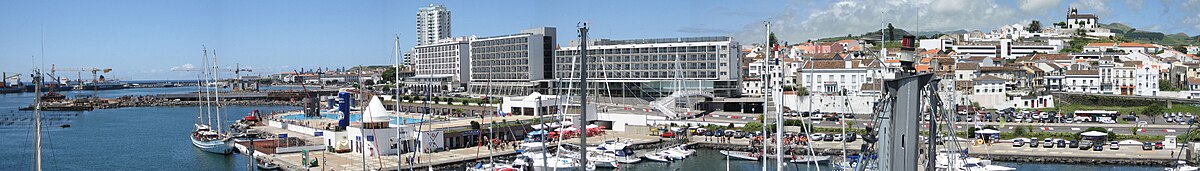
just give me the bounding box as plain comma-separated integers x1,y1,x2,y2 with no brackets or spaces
735,0,1055,44
170,63,194,71
1019,0,1066,12
1069,0,1109,17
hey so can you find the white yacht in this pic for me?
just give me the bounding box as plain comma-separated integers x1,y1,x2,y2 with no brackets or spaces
1167,160,1199,171
934,153,1015,171
191,124,231,154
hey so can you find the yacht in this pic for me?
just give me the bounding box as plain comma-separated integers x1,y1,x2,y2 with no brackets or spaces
934,153,1015,171
467,162,522,171
643,152,672,162
1167,160,1200,171
191,124,231,154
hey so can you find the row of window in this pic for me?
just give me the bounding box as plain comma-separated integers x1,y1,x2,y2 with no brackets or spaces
472,37,529,47
556,45,725,55
553,62,722,71
554,53,726,63
554,71,721,79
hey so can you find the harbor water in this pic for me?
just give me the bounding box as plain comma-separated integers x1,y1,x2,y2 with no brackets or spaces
0,86,1169,170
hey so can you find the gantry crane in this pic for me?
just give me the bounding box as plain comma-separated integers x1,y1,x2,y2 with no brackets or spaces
53,65,113,99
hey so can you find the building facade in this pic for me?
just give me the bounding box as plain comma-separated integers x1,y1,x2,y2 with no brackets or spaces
416,4,451,46
552,36,742,97
468,27,556,96
411,36,473,92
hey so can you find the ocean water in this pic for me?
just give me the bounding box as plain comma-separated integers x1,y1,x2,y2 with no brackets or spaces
0,87,1170,170
0,87,298,170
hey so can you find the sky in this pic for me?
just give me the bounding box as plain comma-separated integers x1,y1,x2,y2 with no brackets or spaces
2,0,1199,80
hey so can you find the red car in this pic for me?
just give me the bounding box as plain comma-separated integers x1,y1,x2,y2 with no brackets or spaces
660,131,675,138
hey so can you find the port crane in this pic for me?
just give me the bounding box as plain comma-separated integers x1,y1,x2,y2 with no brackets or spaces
53,66,113,99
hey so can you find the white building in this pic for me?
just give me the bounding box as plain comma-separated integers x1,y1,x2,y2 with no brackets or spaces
553,36,743,97
919,39,953,51
468,27,556,95
1067,8,1098,29
1134,63,1161,96
1083,42,1160,54
416,4,451,46
798,60,880,95
971,75,1007,109
950,40,1061,59
1064,70,1101,93
411,36,473,92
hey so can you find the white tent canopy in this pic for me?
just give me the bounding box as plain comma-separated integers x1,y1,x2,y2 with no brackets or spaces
975,129,1000,134
1080,131,1107,137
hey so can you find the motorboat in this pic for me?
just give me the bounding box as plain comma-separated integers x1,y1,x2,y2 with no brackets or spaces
588,153,621,168
1167,160,1200,171
256,159,280,170
934,153,1015,171
643,152,672,162
467,162,523,171
513,154,590,171
517,142,549,153
787,155,832,163
586,140,640,164
719,150,761,161
665,144,695,156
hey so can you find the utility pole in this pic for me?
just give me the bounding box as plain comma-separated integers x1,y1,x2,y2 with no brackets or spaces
577,22,590,170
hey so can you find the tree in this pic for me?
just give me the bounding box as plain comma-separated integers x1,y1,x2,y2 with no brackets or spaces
381,67,397,84
1054,21,1067,29
768,33,780,47
470,121,481,130
1027,20,1042,33
1143,103,1165,124
886,23,896,40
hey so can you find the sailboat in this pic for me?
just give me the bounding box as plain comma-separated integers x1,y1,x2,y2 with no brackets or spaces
190,47,231,154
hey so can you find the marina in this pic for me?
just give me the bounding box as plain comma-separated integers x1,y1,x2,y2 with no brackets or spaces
7,1,1200,171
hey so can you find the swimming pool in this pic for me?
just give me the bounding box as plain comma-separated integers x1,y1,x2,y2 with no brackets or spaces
278,113,424,125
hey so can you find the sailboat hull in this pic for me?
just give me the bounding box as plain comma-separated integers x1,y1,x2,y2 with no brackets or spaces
191,135,231,154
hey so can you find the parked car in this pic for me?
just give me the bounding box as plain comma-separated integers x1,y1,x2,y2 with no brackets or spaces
1093,142,1104,151
1143,142,1154,150
1030,138,1040,148
845,133,858,142
822,134,835,141
1056,140,1066,148
660,131,675,138
833,134,844,141
1068,140,1080,148
1079,140,1093,150
1043,139,1054,148
1110,141,1120,150
1155,142,1165,149
811,133,830,140
1013,140,1024,147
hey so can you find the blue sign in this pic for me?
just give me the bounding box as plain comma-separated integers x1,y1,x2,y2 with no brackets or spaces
366,136,375,141
279,133,288,138
314,131,324,136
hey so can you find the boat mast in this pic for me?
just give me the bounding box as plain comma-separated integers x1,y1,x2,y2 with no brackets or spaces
33,61,43,171
213,50,222,135
577,22,590,170
393,33,402,170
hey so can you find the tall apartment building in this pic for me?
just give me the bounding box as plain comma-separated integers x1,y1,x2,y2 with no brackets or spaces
416,4,451,46
468,27,556,96
409,36,473,92
552,36,742,97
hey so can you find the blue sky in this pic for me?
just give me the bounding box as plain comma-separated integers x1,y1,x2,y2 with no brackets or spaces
2,0,1199,80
